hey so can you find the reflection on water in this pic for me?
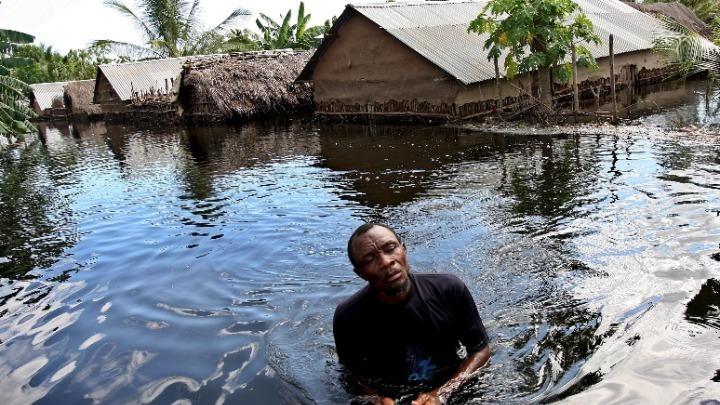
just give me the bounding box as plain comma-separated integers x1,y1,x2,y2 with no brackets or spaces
686,279,720,331
0,102,719,404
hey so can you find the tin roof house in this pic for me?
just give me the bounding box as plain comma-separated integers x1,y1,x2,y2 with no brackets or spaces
93,57,189,114
29,82,69,117
297,0,675,120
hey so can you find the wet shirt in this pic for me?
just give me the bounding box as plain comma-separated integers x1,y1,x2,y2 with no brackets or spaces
333,273,488,394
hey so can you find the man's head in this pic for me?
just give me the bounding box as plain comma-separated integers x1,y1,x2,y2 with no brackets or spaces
347,223,411,302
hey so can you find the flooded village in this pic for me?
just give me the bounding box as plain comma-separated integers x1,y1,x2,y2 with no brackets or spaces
1,0,720,404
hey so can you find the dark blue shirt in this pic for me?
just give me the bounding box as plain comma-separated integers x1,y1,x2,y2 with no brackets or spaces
333,273,488,395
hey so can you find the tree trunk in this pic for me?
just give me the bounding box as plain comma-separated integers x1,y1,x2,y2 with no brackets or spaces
532,68,553,110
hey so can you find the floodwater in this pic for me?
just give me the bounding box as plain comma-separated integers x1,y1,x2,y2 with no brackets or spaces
1,82,719,404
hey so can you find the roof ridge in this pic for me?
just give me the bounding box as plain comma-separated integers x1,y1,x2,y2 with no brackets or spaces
352,0,479,8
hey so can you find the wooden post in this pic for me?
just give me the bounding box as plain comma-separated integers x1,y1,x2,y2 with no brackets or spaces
572,43,579,122
609,34,617,122
494,56,502,105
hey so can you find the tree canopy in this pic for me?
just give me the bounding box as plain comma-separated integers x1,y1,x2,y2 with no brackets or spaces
94,0,252,58
10,44,118,84
468,0,601,83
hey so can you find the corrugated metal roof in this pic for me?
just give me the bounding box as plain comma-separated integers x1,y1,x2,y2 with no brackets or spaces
97,57,189,102
350,0,667,85
30,82,69,110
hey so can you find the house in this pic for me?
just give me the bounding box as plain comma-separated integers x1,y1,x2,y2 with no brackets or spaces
177,50,313,123
63,79,101,119
93,57,189,114
297,0,675,120
29,81,69,118
626,1,710,37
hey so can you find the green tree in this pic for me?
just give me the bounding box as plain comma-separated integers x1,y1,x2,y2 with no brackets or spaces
225,29,262,52
0,29,36,142
94,0,251,58
10,44,116,84
468,0,600,108
255,2,333,50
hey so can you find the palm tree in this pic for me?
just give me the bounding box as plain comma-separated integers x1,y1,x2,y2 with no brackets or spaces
653,18,720,114
225,29,262,52
255,2,332,50
654,18,720,75
94,0,251,59
0,29,36,142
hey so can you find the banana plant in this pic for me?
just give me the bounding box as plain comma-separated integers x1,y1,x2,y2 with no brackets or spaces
255,2,330,50
0,29,36,142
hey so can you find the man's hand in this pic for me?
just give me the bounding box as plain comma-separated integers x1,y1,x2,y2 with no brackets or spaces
411,390,444,405
377,396,395,405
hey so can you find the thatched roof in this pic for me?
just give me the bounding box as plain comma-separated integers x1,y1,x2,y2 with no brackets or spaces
64,80,101,117
178,50,313,122
626,2,710,36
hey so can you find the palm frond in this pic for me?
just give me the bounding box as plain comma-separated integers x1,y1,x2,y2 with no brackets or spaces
91,39,163,59
103,0,156,41
207,6,251,34
653,16,720,75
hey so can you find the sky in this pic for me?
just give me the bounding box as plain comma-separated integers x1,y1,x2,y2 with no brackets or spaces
0,0,387,53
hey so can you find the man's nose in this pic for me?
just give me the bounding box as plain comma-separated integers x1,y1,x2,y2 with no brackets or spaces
377,251,394,268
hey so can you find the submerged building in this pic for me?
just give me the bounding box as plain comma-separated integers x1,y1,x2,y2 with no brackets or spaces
63,79,101,119
29,82,69,118
93,57,188,115
177,50,313,123
297,0,676,120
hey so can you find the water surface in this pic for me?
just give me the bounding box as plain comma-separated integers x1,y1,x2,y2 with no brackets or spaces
1,92,719,404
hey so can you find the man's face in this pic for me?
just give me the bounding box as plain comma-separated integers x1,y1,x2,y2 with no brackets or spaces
351,226,411,297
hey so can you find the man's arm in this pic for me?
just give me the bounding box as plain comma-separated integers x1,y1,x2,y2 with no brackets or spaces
342,371,395,405
414,278,491,405
411,345,491,405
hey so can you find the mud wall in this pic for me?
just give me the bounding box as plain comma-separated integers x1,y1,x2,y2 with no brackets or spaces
95,75,128,114
454,50,669,117
311,17,674,120
311,11,460,114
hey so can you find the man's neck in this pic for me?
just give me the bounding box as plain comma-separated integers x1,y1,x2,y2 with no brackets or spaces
374,279,412,305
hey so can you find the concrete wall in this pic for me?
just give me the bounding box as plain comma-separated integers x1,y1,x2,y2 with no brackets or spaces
311,11,460,113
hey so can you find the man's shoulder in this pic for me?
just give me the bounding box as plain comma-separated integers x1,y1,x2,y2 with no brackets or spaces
333,284,372,324
414,272,467,291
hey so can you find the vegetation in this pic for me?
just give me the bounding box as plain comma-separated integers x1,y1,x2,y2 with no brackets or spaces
0,29,36,142
653,18,719,113
94,0,252,58
10,44,118,84
468,0,601,106
255,2,334,50
96,1,333,58
644,0,720,24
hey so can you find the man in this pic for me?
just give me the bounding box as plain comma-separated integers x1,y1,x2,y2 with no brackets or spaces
334,223,490,405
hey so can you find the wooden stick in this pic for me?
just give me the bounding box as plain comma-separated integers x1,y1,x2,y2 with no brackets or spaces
494,56,502,102
572,44,579,122
609,34,617,122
